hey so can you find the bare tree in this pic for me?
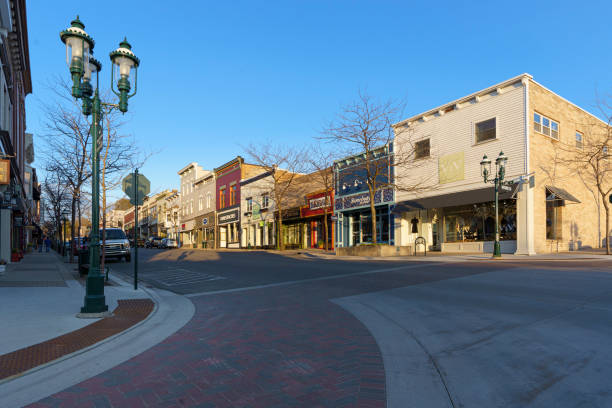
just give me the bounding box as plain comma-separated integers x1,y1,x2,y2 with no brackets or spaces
41,173,71,246
39,78,92,261
556,112,612,254
306,144,335,250
320,91,432,244
244,142,307,250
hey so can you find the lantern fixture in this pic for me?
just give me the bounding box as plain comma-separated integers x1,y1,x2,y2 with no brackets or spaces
60,16,95,98
110,38,140,113
480,154,491,183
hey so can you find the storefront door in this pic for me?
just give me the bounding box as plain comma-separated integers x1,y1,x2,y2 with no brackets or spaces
219,226,227,248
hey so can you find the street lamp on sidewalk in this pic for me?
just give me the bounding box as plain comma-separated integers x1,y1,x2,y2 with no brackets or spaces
480,151,512,258
60,16,140,314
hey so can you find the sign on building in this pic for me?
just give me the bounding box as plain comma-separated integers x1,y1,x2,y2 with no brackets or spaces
0,159,9,185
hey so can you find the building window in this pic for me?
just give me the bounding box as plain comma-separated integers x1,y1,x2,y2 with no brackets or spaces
190,200,193,214
230,184,237,206
206,193,211,209
534,113,559,140
219,188,226,208
246,197,253,212
414,138,430,159
262,194,269,208
475,118,496,143
546,193,563,240
198,196,203,211
575,132,583,149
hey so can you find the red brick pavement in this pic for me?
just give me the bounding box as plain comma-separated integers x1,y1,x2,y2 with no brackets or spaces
0,299,154,382
26,262,515,408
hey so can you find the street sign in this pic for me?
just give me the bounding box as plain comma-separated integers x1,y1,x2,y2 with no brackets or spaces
122,172,150,204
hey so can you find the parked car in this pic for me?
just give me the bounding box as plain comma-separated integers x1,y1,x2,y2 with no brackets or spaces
145,236,163,248
160,238,178,249
98,228,131,262
129,238,145,248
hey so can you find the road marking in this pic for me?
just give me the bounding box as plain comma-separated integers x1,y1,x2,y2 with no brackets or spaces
136,268,227,287
186,263,435,298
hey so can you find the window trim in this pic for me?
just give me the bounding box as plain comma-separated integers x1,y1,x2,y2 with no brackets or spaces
575,131,583,149
534,112,560,140
414,138,431,160
474,117,498,145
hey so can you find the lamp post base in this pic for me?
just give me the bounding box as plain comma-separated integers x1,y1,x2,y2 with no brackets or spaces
493,241,502,258
81,274,109,313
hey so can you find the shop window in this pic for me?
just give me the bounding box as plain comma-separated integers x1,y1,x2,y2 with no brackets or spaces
415,138,430,159
546,193,563,240
475,118,496,143
444,201,516,242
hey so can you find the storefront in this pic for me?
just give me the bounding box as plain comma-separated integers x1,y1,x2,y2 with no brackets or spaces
394,186,518,253
194,212,216,249
217,207,240,248
179,219,195,247
300,190,334,250
335,188,395,248
279,207,305,250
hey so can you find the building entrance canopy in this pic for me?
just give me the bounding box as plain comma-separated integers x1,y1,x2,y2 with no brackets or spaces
393,185,519,213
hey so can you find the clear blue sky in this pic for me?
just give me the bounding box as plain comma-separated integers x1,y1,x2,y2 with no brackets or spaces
27,0,612,202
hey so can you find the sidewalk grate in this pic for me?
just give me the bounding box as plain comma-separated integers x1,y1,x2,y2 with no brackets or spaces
0,298,154,381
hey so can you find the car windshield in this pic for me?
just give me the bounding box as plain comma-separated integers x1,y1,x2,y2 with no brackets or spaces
100,229,126,240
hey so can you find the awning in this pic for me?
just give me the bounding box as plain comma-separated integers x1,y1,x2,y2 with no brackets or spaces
545,185,580,203
393,185,518,213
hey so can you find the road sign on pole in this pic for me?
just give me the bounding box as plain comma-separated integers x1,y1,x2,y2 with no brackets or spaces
122,171,150,206
122,169,150,290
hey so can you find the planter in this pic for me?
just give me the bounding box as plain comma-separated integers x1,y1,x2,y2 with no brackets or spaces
336,244,413,257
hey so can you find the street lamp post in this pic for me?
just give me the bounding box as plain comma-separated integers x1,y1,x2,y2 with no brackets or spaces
62,215,67,257
480,151,511,258
60,16,140,314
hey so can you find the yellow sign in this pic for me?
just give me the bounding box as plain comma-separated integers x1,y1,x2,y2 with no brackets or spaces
439,152,464,184
0,159,9,185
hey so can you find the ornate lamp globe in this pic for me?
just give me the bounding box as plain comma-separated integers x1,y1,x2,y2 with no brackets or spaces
60,16,95,97
496,151,508,171
480,154,491,180
109,38,140,112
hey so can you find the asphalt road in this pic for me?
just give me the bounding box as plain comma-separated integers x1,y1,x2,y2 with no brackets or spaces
31,249,612,407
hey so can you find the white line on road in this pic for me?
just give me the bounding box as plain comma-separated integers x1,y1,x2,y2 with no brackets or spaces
186,263,435,298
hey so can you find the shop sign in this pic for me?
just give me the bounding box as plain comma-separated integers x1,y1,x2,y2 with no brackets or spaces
336,188,393,211
202,218,208,225
252,202,261,220
309,196,329,210
0,159,9,185
218,209,239,225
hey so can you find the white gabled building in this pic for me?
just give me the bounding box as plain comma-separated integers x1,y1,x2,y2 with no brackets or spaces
393,73,609,255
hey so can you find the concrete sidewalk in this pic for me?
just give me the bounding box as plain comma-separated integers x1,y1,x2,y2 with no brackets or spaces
287,248,612,262
0,250,194,408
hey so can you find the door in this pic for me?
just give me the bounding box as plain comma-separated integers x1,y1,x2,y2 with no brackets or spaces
220,226,227,248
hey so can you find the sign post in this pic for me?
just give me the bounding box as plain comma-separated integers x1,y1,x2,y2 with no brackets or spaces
122,169,150,290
